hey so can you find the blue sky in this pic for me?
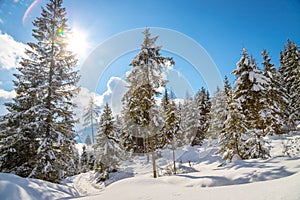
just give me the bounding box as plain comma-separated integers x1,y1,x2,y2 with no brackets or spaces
0,0,300,116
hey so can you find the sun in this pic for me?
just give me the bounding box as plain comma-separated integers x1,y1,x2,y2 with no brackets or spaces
66,27,89,58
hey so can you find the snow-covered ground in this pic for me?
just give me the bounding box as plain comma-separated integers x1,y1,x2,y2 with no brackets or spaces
0,173,78,200
1,134,300,200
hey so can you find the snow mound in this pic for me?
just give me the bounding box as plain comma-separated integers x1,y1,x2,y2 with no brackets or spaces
0,173,78,200
76,171,300,200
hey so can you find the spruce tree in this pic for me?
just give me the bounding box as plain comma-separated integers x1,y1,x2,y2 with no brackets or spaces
85,135,92,146
0,0,79,182
190,87,211,146
165,100,179,174
261,49,284,135
121,28,174,178
208,87,227,139
278,40,300,131
0,54,42,177
223,75,232,101
231,48,269,159
120,107,142,154
159,89,171,148
80,145,89,173
94,103,119,174
219,95,247,161
83,97,100,144
161,89,170,111
178,98,192,146
175,103,185,147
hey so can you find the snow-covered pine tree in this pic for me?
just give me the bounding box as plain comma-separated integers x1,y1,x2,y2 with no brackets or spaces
159,89,171,148
80,145,89,173
120,109,137,154
223,75,232,101
83,97,100,144
175,102,185,147
189,87,211,146
218,94,247,161
178,98,192,146
0,0,79,183
121,28,174,178
261,49,284,135
231,48,269,159
31,0,79,182
85,135,92,146
0,46,42,177
208,87,227,139
165,100,180,174
278,40,300,131
115,115,123,137
161,89,170,111
94,103,120,174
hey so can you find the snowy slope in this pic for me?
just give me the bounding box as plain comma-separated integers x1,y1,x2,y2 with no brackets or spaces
1,134,300,200
74,150,300,200
0,173,78,200
76,172,300,200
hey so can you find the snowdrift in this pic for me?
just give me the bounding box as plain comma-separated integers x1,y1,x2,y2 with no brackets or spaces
77,171,300,200
0,173,78,200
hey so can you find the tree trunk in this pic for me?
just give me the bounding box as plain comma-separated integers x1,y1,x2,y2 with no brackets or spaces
150,134,157,178
145,131,149,163
172,136,176,175
91,112,95,144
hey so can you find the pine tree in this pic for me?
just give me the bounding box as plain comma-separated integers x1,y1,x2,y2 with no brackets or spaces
159,89,171,148
190,87,211,146
165,100,180,174
223,75,232,101
161,89,170,111
83,97,100,144
208,87,227,139
121,28,174,178
80,145,89,173
261,49,284,135
94,103,119,174
178,98,192,146
219,95,247,161
231,48,269,159
175,103,185,147
278,40,300,131
0,0,79,182
0,57,41,177
85,135,92,146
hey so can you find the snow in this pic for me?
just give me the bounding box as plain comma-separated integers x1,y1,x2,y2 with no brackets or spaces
1,134,300,200
76,172,300,200
0,173,79,200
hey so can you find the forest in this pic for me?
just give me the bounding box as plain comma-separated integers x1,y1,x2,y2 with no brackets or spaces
0,0,299,185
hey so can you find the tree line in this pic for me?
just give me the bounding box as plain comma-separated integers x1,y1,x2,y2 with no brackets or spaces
82,32,300,179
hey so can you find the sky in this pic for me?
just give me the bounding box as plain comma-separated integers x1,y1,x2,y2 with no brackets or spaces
0,0,299,125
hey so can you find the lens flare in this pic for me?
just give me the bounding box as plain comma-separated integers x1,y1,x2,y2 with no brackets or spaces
22,0,40,25
58,29,65,36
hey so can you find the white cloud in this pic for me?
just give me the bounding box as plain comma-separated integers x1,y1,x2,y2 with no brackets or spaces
166,68,195,98
0,89,16,99
0,32,27,70
0,18,3,24
72,87,103,130
0,81,2,85
100,76,128,115
73,76,128,130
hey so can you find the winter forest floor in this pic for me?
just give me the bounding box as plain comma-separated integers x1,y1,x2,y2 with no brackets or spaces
1,133,300,200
